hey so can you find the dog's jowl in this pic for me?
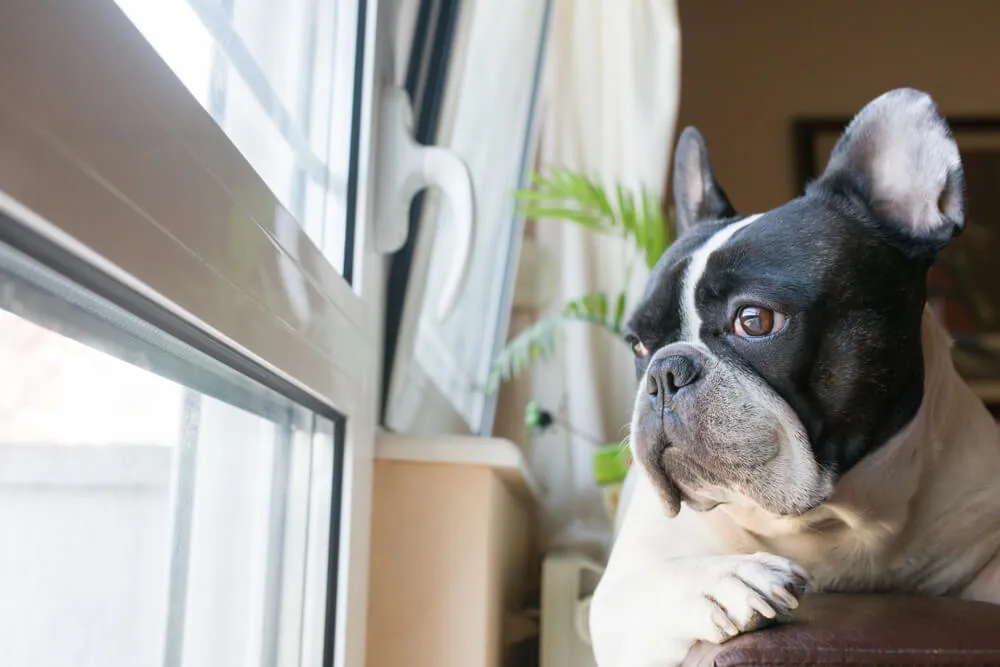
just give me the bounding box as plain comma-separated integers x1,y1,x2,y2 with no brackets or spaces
590,88,1000,667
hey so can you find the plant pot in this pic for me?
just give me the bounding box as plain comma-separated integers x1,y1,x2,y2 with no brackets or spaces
592,444,632,526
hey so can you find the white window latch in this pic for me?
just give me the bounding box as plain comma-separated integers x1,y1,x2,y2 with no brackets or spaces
372,85,476,321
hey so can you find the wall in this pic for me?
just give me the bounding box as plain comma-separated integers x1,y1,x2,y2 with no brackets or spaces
674,0,1000,212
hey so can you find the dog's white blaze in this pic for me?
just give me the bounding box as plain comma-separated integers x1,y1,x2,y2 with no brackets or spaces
680,214,763,341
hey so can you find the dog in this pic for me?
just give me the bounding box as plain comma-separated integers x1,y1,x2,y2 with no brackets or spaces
588,88,1000,667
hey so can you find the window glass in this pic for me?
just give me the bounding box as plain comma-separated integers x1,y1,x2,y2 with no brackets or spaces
0,237,340,667
112,0,360,274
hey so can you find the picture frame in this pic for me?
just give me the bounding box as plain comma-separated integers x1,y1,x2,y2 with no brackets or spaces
793,117,1000,409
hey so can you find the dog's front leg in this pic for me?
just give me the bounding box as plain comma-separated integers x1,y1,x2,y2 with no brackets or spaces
588,477,808,667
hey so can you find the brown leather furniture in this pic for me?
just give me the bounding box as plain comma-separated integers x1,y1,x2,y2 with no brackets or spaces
682,594,1000,666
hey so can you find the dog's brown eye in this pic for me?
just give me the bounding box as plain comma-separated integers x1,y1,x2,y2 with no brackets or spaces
734,306,786,338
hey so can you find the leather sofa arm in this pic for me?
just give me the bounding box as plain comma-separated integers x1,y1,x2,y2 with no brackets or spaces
683,593,1000,666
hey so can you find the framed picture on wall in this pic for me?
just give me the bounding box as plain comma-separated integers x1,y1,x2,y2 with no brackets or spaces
793,117,1000,408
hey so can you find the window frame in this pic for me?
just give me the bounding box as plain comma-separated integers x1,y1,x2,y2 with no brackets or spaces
380,0,461,425
0,0,368,414
380,0,552,435
0,0,385,666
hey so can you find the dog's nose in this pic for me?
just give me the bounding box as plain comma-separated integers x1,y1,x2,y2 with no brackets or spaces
646,352,702,399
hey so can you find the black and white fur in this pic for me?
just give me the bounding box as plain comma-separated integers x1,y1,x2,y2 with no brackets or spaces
589,88,1000,667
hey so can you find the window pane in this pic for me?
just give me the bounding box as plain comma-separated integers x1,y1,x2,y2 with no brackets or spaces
112,0,360,274
0,238,341,667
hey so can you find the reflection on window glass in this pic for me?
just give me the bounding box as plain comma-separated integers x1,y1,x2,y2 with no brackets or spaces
112,0,360,273
0,239,339,667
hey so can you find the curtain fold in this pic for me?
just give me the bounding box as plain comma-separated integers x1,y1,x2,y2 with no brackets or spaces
529,0,681,559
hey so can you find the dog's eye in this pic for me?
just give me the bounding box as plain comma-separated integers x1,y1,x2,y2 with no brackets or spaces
626,335,649,357
734,306,787,338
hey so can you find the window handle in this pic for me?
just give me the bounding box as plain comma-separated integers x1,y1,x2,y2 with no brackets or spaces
373,85,475,322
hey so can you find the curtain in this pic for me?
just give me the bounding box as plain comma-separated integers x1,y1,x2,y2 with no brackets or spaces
529,0,681,559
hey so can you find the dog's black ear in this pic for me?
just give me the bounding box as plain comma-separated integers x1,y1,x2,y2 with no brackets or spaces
818,88,964,256
673,126,737,236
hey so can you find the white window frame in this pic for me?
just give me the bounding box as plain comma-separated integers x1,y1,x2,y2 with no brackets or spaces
0,0,414,665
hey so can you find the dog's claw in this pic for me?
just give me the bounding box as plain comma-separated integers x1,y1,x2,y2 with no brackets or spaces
771,585,799,609
708,601,740,639
748,595,778,619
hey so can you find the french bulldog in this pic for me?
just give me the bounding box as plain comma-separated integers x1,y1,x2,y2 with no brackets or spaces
589,88,1000,667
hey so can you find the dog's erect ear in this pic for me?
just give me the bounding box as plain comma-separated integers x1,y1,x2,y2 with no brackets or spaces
819,88,965,255
673,126,737,236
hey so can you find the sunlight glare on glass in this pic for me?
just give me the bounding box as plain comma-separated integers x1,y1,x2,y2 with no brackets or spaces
115,0,214,105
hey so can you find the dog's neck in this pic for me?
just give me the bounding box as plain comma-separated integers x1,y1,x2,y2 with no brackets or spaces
816,305,961,521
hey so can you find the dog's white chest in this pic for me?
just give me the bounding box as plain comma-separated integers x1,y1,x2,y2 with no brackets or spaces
756,517,902,592
724,492,1000,597
710,505,901,592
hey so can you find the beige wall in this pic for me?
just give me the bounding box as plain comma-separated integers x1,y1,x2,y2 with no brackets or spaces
675,0,1000,212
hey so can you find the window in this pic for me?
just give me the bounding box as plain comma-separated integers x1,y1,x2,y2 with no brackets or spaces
0,236,341,667
0,0,395,665
0,0,476,662
113,0,362,275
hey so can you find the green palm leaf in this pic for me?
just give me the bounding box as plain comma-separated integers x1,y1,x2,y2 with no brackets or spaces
487,166,676,393
513,167,672,269
485,291,627,393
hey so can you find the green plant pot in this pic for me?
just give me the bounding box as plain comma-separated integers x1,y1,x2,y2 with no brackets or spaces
593,444,632,526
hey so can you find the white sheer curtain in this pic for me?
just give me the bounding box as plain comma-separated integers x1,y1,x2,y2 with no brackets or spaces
529,0,681,558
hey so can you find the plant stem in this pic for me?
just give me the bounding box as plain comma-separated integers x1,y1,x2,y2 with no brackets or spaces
549,412,606,447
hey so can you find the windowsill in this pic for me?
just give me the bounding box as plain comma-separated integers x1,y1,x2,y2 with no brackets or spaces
375,429,542,503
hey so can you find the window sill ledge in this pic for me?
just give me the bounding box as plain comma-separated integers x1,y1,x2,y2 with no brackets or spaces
375,429,542,504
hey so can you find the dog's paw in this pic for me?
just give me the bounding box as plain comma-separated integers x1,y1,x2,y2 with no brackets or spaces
695,552,809,643
590,552,809,667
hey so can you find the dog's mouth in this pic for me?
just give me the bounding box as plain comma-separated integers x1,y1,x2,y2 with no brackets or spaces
640,438,729,517
640,435,729,514
638,439,682,516
638,435,830,519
